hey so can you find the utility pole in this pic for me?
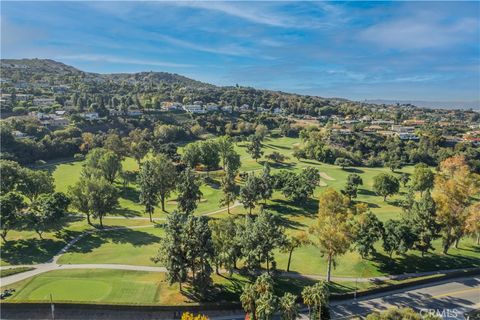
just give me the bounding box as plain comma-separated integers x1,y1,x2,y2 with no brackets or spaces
50,293,55,320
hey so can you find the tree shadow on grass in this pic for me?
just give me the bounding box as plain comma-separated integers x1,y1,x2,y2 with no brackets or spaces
267,198,318,218
1,238,67,265
371,250,480,275
263,143,290,151
343,167,365,174
66,229,161,254
356,200,380,209
357,188,377,197
121,186,140,203
111,207,142,218
268,162,295,169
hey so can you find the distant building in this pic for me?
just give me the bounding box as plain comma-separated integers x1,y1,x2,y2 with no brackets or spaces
32,98,55,106
371,120,394,125
403,119,426,127
127,107,143,116
205,103,219,112
221,105,233,113
108,108,124,116
183,104,206,114
391,125,415,133
12,130,28,139
398,132,419,140
82,112,99,120
273,107,282,115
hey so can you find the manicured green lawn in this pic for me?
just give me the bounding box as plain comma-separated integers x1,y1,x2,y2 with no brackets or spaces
3,269,183,305
8,134,479,280
1,269,375,305
0,218,154,266
58,226,164,266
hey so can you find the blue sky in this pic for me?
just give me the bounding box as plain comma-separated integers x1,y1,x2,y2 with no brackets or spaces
1,1,479,102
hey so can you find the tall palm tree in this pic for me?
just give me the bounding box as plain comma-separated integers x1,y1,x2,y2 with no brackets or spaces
279,292,298,320
241,284,257,320
302,281,330,320
256,291,278,320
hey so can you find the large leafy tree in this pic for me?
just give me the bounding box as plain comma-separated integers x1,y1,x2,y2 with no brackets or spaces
409,191,440,256
280,231,310,272
97,151,122,183
88,177,119,228
125,128,150,166
0,192,26,241
247,135,263,162
343,173,363,200
259,163,273,204
382,219,416,257
310,188,351,282
199,140,220,176
182,215,215,294
239,211,285,272
0,160,24,193
138,160,159,222
27,192,70,239
219,170,239,214
176,168,202,214
154,155,177,211
153,211,188,291
217,136,241,173
68,176,118,228
433,156,479,253
17,169,55,201
239,173,263,214
353,211,384,258
209,215,242,274
465,203,480,245
411,163,434,195
182,142,202,168
373,173,400,201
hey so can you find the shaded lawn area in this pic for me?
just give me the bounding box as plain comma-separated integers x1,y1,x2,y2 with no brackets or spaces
52,157,225,220
58,226,164,266
0,218,155,266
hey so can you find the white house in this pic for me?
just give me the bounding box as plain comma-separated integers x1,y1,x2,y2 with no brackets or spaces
221,105,233,113
205,103,219,112
273,107,283,115
183,105,206,114
82,112,99,120
127,107,143,116
33,98,55,106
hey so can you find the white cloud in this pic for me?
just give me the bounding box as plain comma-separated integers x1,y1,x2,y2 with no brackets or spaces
359,15,478,50
56,54,193,68
148,32,254,57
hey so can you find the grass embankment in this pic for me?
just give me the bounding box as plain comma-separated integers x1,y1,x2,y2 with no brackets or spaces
0,267,35,278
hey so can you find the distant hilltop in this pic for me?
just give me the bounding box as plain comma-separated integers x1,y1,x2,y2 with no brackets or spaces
363,99,480,111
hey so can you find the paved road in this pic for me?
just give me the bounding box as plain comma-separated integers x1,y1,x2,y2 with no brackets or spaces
211,277,480,320
328,276,480,319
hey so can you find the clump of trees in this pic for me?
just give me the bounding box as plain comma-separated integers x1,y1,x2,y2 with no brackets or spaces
0,159,71,240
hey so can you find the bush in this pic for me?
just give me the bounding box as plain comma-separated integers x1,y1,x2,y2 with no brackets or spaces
12,107,27,114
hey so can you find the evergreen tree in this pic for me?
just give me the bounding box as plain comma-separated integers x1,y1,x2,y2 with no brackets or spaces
176,168,202,214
